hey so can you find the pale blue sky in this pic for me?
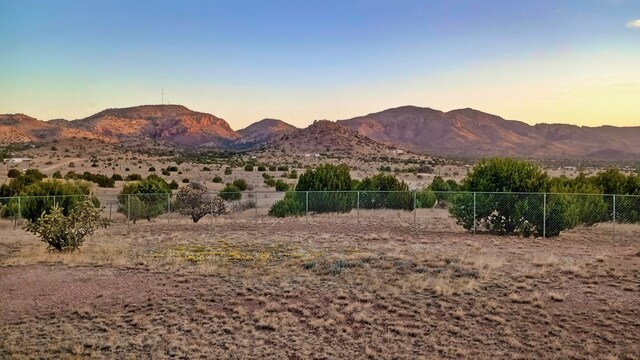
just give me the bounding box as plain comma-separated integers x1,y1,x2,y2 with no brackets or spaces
1,0,639,128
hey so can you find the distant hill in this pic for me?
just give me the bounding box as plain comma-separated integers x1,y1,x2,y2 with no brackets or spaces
256,120,398,157
234,119,298,149
62,105,240,147
337,106,640,159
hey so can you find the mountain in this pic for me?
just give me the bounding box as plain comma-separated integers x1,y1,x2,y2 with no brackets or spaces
234,119,298,149
62,105,239,147
2,104,640,161
337,106,640,159
0,114,112,144
256,120,398,156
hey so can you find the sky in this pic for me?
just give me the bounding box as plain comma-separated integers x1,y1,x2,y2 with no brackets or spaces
0,0,639,129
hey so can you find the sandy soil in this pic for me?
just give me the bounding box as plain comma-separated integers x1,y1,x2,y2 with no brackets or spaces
1,213,639,359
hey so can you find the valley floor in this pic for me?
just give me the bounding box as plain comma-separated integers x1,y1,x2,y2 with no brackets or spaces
1,217,639,359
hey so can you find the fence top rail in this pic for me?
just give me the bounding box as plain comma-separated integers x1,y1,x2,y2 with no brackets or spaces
1,191,639,199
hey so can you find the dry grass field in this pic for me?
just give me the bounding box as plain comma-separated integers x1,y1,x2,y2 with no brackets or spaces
1,214,639,359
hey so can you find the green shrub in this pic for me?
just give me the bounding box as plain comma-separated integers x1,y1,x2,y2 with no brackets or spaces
166,166,178,172
257,166,266,172
220,184,242,201
7,169,21,178
169,180,179,189
224,167,233,175
111,173,124,181
262,173,272,179
269,166,277,171
161,169,170,176
118,175,171,223
268,192,305,217
52,171,63,179
277,166,288,171
296,164,354,214
182,178,190,184
125,173,143,181
288,170,298,179
24,199,110,252
3,180,96,223
448,158,570,237
232,178,249,191
264,178,276,187
202,166,211,171
244,164,254,172
275,180,289,192
148,166,156,172
356,173,413,210
212,176,223,183
416,189,437,209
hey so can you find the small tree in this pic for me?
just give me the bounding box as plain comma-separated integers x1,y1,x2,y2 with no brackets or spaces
174,183,227,223
24,199,110,252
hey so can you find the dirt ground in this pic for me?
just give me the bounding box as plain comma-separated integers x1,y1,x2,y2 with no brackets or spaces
1,214,639,359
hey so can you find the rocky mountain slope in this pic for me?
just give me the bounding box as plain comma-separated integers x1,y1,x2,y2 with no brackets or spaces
337,106,640,159
61,105,240,147
0,114,113,144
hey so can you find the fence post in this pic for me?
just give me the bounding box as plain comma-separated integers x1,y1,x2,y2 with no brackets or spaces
473,192,476,235
109,202,112,221
306,191,309,222
543,193,547,239
167,192,171,224
255,192,258,224
127,194,131,229
413,191,416,228
357,191,360,227
17,195,21,227
612,194,616,239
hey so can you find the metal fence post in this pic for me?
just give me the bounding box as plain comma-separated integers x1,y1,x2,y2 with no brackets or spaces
306,191,309,223
167,192,171,224
357,191,360,227
127,194,131,228
413,191,417,228
16,195,22,224
612,194,616,239
473,192,476,235
109,202,112,221
543,193,547,239
255,192,258,224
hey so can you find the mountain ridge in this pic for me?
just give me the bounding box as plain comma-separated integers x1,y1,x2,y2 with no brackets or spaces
2,104,639,160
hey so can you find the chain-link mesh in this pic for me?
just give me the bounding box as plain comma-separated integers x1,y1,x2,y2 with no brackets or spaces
2,191,639,238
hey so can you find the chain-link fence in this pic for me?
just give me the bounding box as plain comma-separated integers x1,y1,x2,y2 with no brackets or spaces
1,191,639,238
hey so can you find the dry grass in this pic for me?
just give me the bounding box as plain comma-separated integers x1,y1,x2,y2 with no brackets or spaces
1,217,639,359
